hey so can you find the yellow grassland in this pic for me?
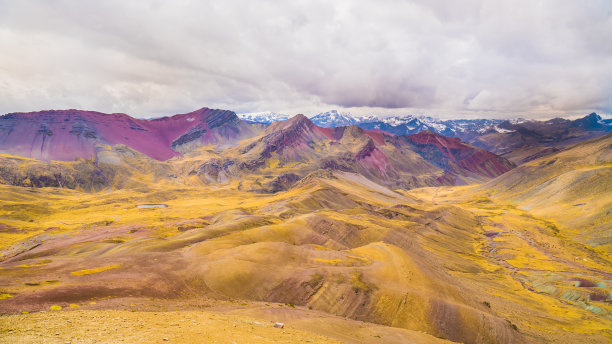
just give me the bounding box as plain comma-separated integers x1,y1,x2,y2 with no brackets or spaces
1,135,611,343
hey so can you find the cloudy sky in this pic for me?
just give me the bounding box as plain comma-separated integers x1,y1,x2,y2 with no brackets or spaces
0,0,610,119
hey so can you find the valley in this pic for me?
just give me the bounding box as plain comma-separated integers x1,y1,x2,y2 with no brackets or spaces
0,109,610,344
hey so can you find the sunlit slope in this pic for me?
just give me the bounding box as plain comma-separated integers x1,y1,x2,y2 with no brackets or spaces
0,173,522,343
0,306,457,344
484,133,612,248
2,169,610,343
422,185,612,341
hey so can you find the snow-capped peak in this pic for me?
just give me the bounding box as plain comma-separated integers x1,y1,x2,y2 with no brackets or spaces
309,110,358,127
509,118,527,125
237,112,289,124
238,110,541,137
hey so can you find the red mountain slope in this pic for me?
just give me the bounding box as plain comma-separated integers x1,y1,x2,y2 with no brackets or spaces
235,116,514,187
403,130,516,178
0,108,258,161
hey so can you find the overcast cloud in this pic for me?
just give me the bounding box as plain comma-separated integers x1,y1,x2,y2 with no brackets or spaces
0,0,610,119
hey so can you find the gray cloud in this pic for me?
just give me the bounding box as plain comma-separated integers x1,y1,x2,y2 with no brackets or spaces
0,0,610,119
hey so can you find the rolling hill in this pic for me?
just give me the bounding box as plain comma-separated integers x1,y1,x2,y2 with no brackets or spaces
0,108,610,344
484,133,612,249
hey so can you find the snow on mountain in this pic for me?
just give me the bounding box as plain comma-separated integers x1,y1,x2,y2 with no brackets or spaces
238,112,289,124
238,110,529,137
493,126,515,133
309,110,357,127
419,117,451,133
439,119,504,135
509,118,527,124
381,115,420,127
356,115,379,123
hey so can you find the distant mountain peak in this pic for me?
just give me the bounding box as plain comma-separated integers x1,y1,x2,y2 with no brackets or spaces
572,112,605,130
290,113,310,121
310,110,357,127
585,112,601,121
276,113,313,129
237,111,289,124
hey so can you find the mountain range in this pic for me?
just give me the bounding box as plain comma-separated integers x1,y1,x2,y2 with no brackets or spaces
240,110,611,164
0,108,516,191
1,106,611,344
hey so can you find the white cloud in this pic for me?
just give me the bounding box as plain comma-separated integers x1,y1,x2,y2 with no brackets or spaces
0,0,610,119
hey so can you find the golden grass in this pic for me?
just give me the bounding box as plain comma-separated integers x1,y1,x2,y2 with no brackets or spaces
71,264,121,276
17,259,52,268
1,152,611,343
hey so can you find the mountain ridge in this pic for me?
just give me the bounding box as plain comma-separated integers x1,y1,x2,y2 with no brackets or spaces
0,107,260,161
239,111,610,162
0,111,515,191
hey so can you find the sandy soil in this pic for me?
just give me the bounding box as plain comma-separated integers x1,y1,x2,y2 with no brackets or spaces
0,297,453,344
0,309,342,344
